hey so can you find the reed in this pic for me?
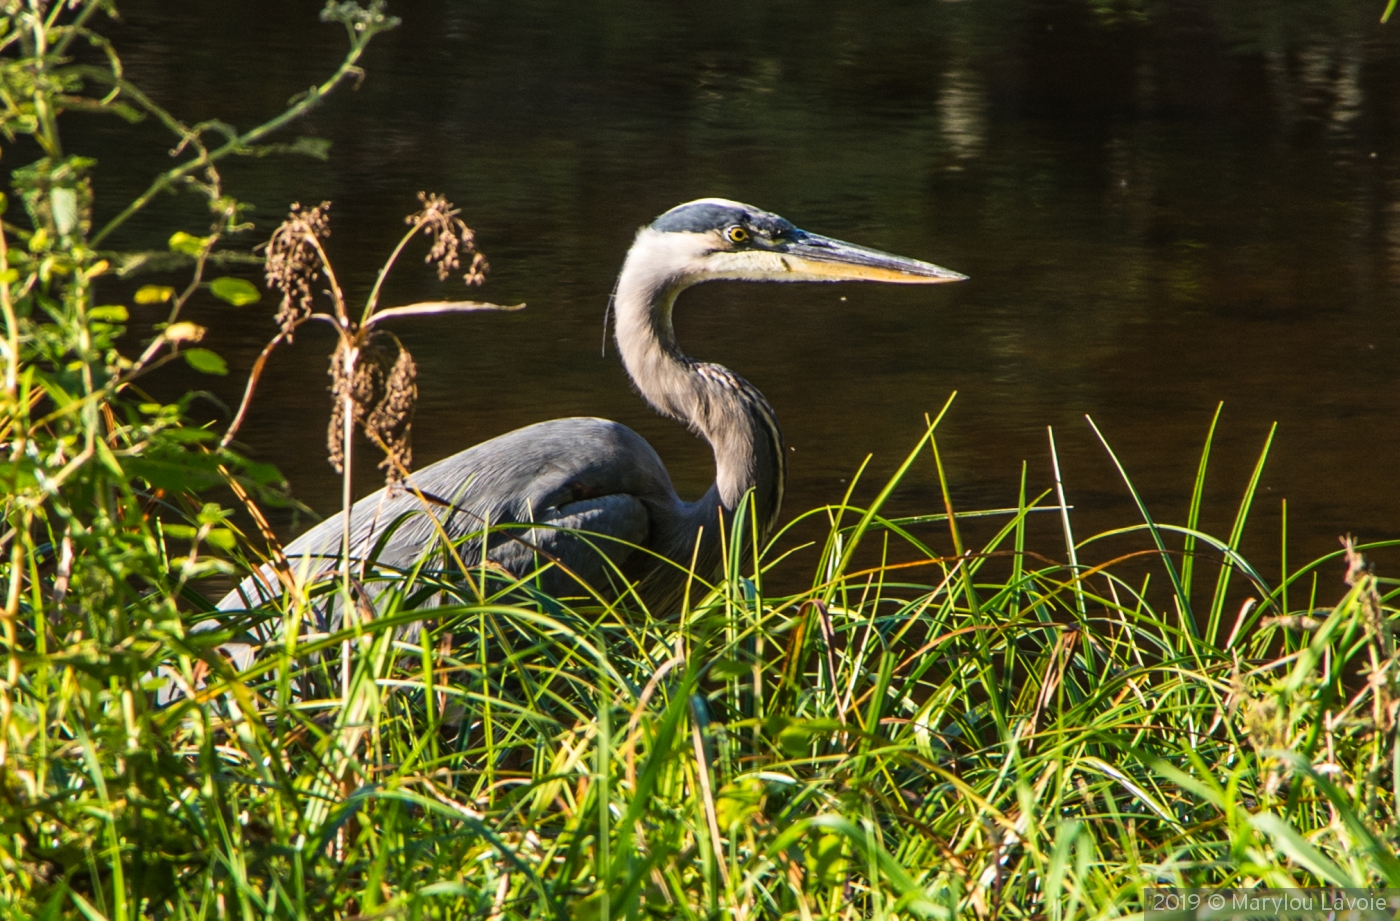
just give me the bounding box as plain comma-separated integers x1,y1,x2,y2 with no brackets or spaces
11,410,1394,919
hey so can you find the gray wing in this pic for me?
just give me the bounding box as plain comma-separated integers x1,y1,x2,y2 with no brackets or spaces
157,418,686,704
220,416,681,610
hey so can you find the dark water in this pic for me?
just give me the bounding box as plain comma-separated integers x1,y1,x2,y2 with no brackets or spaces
65,0,1400,581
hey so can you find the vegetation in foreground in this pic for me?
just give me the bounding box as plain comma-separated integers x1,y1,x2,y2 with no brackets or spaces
9,406,1400,921
3,2,1400,919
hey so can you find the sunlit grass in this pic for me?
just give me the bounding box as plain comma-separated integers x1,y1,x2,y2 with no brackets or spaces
5,406,1398,919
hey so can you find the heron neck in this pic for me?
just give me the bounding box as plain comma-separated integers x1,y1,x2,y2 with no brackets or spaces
612,246,785,535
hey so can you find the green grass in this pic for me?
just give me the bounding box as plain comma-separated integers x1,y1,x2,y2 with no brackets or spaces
3,8,1398,915
4,406,1398,920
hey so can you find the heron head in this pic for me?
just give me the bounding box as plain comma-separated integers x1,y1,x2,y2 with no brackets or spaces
639,198,967,286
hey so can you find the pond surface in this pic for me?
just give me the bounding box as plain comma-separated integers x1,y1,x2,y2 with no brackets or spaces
68,0,1400,581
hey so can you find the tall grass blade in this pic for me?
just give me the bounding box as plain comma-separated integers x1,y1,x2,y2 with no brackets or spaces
1048,426,1086,619
1207,422,1277,641
1086,415,1194,635
1181,403,1222,607
826,393,956,594
1249,813,1358,887
930,432,979,616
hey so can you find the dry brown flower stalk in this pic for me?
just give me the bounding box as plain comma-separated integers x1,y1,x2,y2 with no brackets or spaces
228,193,518,493
412,192,488,285
326,331,417,485
264,201,333,337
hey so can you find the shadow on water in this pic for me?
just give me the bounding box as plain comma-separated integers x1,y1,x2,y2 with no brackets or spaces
47,0,1400,588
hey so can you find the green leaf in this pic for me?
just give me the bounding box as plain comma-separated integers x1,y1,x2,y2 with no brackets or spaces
184,348,227,375
161,428,218,444
1250,812,1359,887
51,187,78,237
248,136,334,161
134,285,175,304
289,136,333,159
715,777,764,829
709,657,749,680
208,276,260,307
204,528,236,552
806,832,849,888
777,718,843,757
168,231,211,256
196,503,233,526
569,891,606,921
126,453,226,493
89,305,128,322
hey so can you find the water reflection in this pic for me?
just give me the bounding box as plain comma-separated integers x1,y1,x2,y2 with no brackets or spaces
939,69,987,162
61,0,1400,581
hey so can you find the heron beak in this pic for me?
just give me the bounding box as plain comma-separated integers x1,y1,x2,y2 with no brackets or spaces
775,232,967,284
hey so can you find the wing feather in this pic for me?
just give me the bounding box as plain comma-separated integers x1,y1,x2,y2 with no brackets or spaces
219,417,677,610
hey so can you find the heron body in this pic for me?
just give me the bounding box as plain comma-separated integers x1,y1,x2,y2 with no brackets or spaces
219,198,965,618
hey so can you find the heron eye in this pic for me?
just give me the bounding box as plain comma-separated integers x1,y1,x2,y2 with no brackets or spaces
726,226,749,244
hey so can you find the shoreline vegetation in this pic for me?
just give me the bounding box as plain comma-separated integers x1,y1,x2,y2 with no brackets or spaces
2,3,1399,919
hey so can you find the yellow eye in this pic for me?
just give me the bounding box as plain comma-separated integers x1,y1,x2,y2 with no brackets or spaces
726,225,749,244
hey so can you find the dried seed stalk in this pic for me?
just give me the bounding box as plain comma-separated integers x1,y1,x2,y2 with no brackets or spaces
412,192,488,285
237,193,510,491
327,331,417,485
265,201,332,337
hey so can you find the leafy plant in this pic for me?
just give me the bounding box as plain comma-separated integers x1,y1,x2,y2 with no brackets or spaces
0,1,398,915
139,403,1400,919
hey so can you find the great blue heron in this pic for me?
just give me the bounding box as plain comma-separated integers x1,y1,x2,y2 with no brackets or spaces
218,198,965,622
